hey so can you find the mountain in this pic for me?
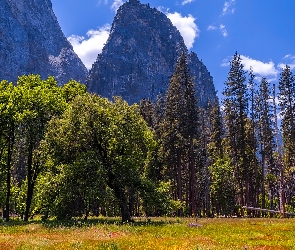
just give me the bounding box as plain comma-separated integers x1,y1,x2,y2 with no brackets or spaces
86,0,216,106
0,0,87,84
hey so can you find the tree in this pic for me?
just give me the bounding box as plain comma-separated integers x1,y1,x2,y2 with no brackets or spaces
0,80,19,221
242,68,262,211
256,77,276,210
222,52,249,207
278,65,295,215
210,157,235,216
278,65,295,167
61,79,87,102
16,75,67,221
41,94,156,222
207,99,223,161
161,51,198,215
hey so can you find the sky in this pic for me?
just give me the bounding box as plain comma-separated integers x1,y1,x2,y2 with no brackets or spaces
51,0,295,98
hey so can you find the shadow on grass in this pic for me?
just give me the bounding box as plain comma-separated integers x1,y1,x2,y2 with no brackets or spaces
42,217,168,228
0,217,170,228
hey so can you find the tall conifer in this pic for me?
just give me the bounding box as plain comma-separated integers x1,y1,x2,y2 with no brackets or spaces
161,51,198,215
222,52,249,207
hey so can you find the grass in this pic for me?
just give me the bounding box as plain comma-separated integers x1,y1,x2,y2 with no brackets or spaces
0,217,294,249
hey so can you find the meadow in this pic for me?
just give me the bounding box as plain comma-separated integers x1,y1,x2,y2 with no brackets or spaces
0,217,294,249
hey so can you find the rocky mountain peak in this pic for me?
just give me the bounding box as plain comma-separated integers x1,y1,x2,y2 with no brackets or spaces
87,0,216,106
0,0,87,84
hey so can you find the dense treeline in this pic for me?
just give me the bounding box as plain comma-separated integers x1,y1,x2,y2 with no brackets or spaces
0,52,295,222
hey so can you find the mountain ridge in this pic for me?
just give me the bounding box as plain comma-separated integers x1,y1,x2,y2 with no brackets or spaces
0,0,87,84
86,0,216,106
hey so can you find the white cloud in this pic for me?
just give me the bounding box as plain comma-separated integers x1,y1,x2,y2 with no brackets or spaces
284,54,292,59
182,0,194,5
111,0,125,12
166,12,199,49
240,55,278,77
207,25,217,31
68,24,111,70
97,0,108,5
279,54,295,70
220,24,228,37
157,6,170,13
278,63,295,71
222,0,235,15
221,55,278,78
221,57,231,67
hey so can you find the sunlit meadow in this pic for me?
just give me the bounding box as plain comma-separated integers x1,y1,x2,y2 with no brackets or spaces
0,217,295,249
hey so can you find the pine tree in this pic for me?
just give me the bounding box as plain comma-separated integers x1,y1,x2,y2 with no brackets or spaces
247,69,260,209
161,51,198,215
207,98,223,160
278,65,295,167
278,65,295,214
256,77,276,210
222,52,249,208
139,98,154,128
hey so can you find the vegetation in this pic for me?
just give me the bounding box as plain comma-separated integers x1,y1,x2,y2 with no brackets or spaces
1,51,295,225
0,217,295,249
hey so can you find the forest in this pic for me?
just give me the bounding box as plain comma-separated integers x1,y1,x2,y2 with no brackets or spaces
0,51,295,223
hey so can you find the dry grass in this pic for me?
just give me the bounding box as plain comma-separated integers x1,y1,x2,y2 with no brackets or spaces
0,217,294,249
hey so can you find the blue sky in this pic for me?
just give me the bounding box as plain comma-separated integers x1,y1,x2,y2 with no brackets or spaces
51,0,295,98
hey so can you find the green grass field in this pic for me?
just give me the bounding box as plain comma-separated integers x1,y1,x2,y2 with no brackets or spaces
0,217,294,249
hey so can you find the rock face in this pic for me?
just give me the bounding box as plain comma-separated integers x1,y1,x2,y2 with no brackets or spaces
0,0,87,84
87,0,216,106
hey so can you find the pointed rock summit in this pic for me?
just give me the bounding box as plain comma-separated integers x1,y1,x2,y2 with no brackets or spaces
0,0,87,84
87,0,216,106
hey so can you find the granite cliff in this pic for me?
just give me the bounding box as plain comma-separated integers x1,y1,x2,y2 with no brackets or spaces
0,0,87,84
86,0,216,106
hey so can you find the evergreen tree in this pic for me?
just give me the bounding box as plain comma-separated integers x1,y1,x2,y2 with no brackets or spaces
222,52,249,208
246,68,260,210
207,99,223,160
278,65,295,212
161,51,198,215
139,98,154,129
256,77,276,210
278,65,295,167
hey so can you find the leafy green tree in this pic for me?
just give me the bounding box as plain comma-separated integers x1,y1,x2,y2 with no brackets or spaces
0,80,19,221
41,94,156,222
16,75,67,221
61,79,87,102
210,157,235,216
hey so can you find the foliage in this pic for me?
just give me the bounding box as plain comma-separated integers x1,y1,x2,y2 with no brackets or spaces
0,218,295,249
210,157,235,216
160,51,199,216
39,94,157,222
2,54,295,221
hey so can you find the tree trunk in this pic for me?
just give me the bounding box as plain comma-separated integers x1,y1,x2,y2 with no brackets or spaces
109,179,132,223
5,130,14,222
120,201,131,223
189,138,197,216
24,143,33,222
261,150,266,217
176,150,183,216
